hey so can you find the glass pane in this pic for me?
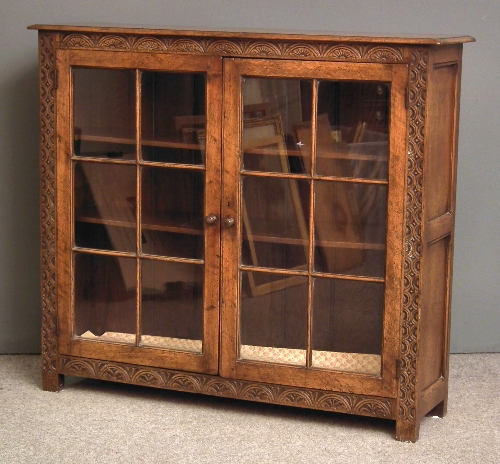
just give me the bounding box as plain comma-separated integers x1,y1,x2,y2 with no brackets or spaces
141,259,203,352
141,167,204,259
242,176,309,270
242,78,312,174
74,162,136,253
312,278,383,375
73,68,136,160
75,253,136,343
240,271,308,365
141,72,206,164
315,81,389,180
314,180,387,278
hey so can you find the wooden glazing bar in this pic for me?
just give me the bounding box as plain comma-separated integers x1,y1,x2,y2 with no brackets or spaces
313,175,388,185
239,265,308,277
240,170,309,180
306,79,319,369
138,253,204,266
311,271,385,283
135,69,142,347
139,160,205,171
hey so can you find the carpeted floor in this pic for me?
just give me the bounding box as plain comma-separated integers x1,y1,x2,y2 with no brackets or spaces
0,353,499,463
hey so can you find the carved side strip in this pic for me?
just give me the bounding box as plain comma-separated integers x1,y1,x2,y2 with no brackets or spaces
398,49,428,432
59,356,395,419
59,33,404,63
39,32,59,390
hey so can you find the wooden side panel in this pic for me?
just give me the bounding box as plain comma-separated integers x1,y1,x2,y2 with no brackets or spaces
424,61,459,220
418,44,463,419
419,237,449,391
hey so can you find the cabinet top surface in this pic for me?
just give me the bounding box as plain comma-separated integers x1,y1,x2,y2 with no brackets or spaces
28,24,475,45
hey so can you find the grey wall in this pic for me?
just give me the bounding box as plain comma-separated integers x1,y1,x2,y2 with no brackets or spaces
1,0,498,353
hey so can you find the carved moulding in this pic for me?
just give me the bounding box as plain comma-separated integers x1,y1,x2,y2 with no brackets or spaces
39,32,59,391
59,33,405,63
397,48,428,435
59,356,396,419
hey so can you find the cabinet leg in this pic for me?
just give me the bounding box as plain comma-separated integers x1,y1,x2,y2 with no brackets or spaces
426,398,447,418
395,418,420,442
42,371,64,392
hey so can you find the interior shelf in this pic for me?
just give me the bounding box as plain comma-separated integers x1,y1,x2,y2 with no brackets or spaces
78,134,204,151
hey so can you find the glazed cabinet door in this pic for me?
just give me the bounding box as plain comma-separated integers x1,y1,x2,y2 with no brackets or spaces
55,50,222,374
220,58,408,397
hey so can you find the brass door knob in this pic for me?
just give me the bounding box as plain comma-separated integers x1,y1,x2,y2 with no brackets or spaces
205,214,218,225
223,217,235,228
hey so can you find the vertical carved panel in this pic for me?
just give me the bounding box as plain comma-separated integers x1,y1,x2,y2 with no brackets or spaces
397,49,428,440
39,32,60,391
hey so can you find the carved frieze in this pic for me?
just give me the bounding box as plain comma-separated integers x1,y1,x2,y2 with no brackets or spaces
59,356,395,419
59,33,405,63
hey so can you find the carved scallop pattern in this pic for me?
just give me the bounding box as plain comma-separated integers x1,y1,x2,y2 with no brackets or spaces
61,33,95,48
316,394,353,412
204,379,238,397
134,37,168,52
283,43,321,58
324,45,363,60
59,357,395,419
39,32,59,391
206,40,243,55
365,46,404,62
169,38,205,54
131,369,166,386
398,49,428,429
245,41,282,57
357,398,393,418
240,384,276,402
100,365,131,382
61,359,97,377
169,373,203,392
277,390,315,407
97,35,130,50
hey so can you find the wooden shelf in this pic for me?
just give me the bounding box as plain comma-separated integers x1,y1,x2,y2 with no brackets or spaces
244,145,387,162
78,134,204,151
242,232,384,250
75,214,203,236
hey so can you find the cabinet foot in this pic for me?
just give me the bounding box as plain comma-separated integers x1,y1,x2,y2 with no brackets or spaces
42,371,64,392
426,398,447,418
395,418,420,442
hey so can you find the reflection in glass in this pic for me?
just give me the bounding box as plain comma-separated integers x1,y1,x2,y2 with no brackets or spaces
141,167,204,259
240,271,308,365
73,68,136,159
242,78,312,174
314,181,387,278
74,162,136,253
241,176,309,271
74,253,136,342
141,72,206,164
141,259,203,352
314,81,389,180
312,278,383,374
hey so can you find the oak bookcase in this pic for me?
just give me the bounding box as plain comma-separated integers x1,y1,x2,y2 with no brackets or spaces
30,24,473,441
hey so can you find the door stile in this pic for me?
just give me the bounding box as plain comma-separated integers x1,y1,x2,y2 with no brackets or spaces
135,69,142,347
201,57,224,374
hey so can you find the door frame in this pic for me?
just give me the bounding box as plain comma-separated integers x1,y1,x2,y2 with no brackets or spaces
220,58,408,397
55,49,223,374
